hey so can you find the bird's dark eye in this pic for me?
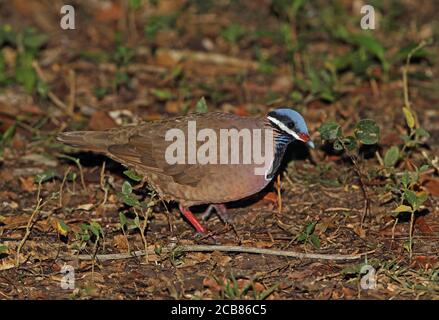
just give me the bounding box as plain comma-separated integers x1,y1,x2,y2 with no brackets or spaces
287,122,295,129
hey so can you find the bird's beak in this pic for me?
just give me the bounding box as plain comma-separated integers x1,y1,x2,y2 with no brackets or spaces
298,133,315,149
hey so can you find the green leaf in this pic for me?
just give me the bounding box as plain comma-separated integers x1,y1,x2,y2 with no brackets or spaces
221,24,246,43
309,234,320,249
304,222,316,236
119,212,127,227
122,181,133,195
134,216,141,229
129,0,142,10
123,194,140,207
152,89,173,100
144,15,176,40
350,34,386,63
1,123,17,145
402,107,415,129
401,171,410,188
57,220,69,236
89,221,102,238
393,205,412,213
296,233,306,242
115,70,129,86
123,169,143,182
341,136,357,151
15,52,37,93
154,245,162,255
415,128,429,138
354,119,380,145
0,245,8,254
333,140,343,151
195,97,208,113
404,190,418,209
36,79,50,98
402,240,411,253
35,169,57,184
113,46,134,66
318,122,342,141
22,28,48,53
416,192,428,206
384,146,399,167
419,165,429,173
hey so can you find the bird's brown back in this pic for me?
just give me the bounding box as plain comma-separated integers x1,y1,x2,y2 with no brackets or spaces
58,112,275,206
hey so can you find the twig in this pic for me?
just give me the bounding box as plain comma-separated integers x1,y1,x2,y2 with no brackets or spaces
99,161,108,207
32,61,71,115
402,39,431,127
64,245,375,262
59,166,71,207
340,140,371,226
58,154,87,192
15,182,43,267
67,69,76,115
421,151,439,174
161,49,259,70
276,174,282,214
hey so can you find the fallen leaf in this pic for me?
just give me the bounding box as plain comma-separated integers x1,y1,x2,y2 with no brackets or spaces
423,178,439,197
19,176,37,192
342,286,356,299
347,223,366,238
113,234,128,250
77,203,94,211
413,255,438,268
89,111,117,131
95,3,122,21
250,191,277,208
415,216,434,234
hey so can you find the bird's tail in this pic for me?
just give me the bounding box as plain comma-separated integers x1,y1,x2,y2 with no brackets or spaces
57,131,112,152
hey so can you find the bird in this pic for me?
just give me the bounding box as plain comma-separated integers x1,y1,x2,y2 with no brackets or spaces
57,108,314,234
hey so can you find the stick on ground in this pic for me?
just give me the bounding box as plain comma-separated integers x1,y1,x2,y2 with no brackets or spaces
64,245,375,262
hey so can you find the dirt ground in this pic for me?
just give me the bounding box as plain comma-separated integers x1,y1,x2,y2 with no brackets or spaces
0,0,438,299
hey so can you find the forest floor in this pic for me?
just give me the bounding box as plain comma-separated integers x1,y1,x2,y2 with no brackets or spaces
0,0,438,299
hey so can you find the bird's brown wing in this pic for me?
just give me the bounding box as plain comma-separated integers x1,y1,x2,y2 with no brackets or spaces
106,119,209,188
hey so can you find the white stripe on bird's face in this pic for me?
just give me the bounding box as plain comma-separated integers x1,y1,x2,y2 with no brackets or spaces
266,116,302,141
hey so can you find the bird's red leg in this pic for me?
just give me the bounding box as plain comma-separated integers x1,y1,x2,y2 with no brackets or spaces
179,204,207,234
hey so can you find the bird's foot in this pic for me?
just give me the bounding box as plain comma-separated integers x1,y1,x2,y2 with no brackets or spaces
179,204,207,234
201,204,229,223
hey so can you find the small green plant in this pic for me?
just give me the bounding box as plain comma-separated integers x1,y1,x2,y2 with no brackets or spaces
318,118,380,152
0,25,48,94
118,212,131,254
213,273,278,300
0,122,17,157
112,33,135,90
0,244,8,255
295,221,320,249
58,155,87,191
194,96,208,113
123,169,143,182
390,166,429,258
221,24,246,44
377,40,432,258
144,14,177,41
319,118,380,224
118,179,157,263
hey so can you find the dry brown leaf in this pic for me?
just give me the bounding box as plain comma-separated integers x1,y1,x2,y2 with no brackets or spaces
415,216,434,234
423,178,439,197
19,176,37,192
113,234,128,250
89,111,117,131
